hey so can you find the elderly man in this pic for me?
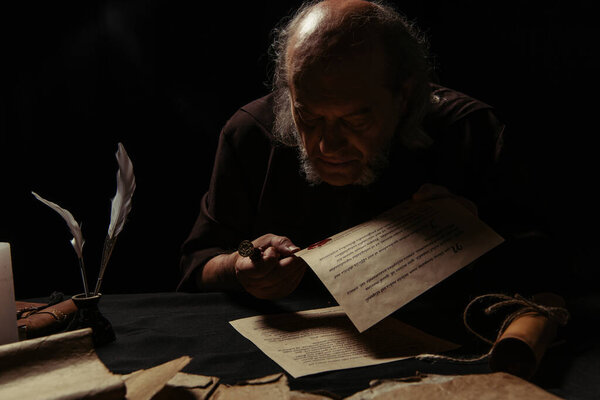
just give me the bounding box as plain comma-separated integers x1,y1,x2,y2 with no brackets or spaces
178,0,507,299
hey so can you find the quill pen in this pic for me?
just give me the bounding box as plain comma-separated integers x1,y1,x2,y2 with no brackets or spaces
93,142,136,295
32,191,90,296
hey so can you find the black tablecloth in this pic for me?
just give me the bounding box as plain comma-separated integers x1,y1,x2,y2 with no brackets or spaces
82,289,600,399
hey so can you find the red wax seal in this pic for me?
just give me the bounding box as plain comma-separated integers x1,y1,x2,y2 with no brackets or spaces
307,238,332,250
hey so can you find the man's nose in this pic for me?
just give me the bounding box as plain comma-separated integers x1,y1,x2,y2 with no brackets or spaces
319,121,348,155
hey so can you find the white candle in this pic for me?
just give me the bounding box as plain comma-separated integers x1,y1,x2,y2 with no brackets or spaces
0,243,18,345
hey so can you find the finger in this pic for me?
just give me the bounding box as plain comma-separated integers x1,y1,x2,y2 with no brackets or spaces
267,235,301,256
243,255,304,285
235,251,275,279
236,246,292,283
262,246,280,262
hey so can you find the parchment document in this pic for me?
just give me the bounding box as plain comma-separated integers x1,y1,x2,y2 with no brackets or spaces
230,306,458,378
296,198,505,332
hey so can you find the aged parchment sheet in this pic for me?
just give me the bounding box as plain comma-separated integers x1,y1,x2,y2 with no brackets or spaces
230,306,457,378
297,198,504,332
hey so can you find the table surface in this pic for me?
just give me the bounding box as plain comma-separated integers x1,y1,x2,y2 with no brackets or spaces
78,287,600,399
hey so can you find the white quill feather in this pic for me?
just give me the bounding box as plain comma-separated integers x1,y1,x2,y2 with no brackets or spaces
94,142,136,295
108,142,136,239
32,191,85,259
32,191,89,295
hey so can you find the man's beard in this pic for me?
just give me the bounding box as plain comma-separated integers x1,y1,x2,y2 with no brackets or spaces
296,144,389,186
273,90,390,186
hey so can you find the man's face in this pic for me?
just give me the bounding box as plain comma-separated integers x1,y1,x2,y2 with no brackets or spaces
289,47,404,186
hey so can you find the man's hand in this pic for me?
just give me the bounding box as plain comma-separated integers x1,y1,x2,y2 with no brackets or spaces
233,234,307,300
412,183,478,216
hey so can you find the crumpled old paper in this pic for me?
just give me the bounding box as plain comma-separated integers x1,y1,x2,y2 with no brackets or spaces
210,373,334,400
0,328,218,400
0,328,125,399
344,372,563,400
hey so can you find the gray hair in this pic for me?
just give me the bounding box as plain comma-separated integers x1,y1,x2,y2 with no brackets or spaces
269,0,434,184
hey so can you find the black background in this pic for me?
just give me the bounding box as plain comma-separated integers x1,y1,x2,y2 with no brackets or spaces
1,1,597,298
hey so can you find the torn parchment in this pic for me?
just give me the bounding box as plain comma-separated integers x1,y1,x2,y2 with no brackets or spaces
210,373,333,400
0,328,125,400
345,372,563,400
122,356,191,400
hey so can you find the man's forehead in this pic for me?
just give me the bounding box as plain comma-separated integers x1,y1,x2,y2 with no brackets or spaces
293,96,373,117
292,80,379,110
290,44,389,98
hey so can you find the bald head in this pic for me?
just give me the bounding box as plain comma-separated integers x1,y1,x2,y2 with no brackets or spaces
286,0,386,88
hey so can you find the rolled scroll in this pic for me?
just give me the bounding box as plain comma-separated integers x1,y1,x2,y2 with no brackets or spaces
17,299,78,340
489,292,567,379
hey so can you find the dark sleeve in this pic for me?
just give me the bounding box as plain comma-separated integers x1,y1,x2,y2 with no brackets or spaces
177,110,272,292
